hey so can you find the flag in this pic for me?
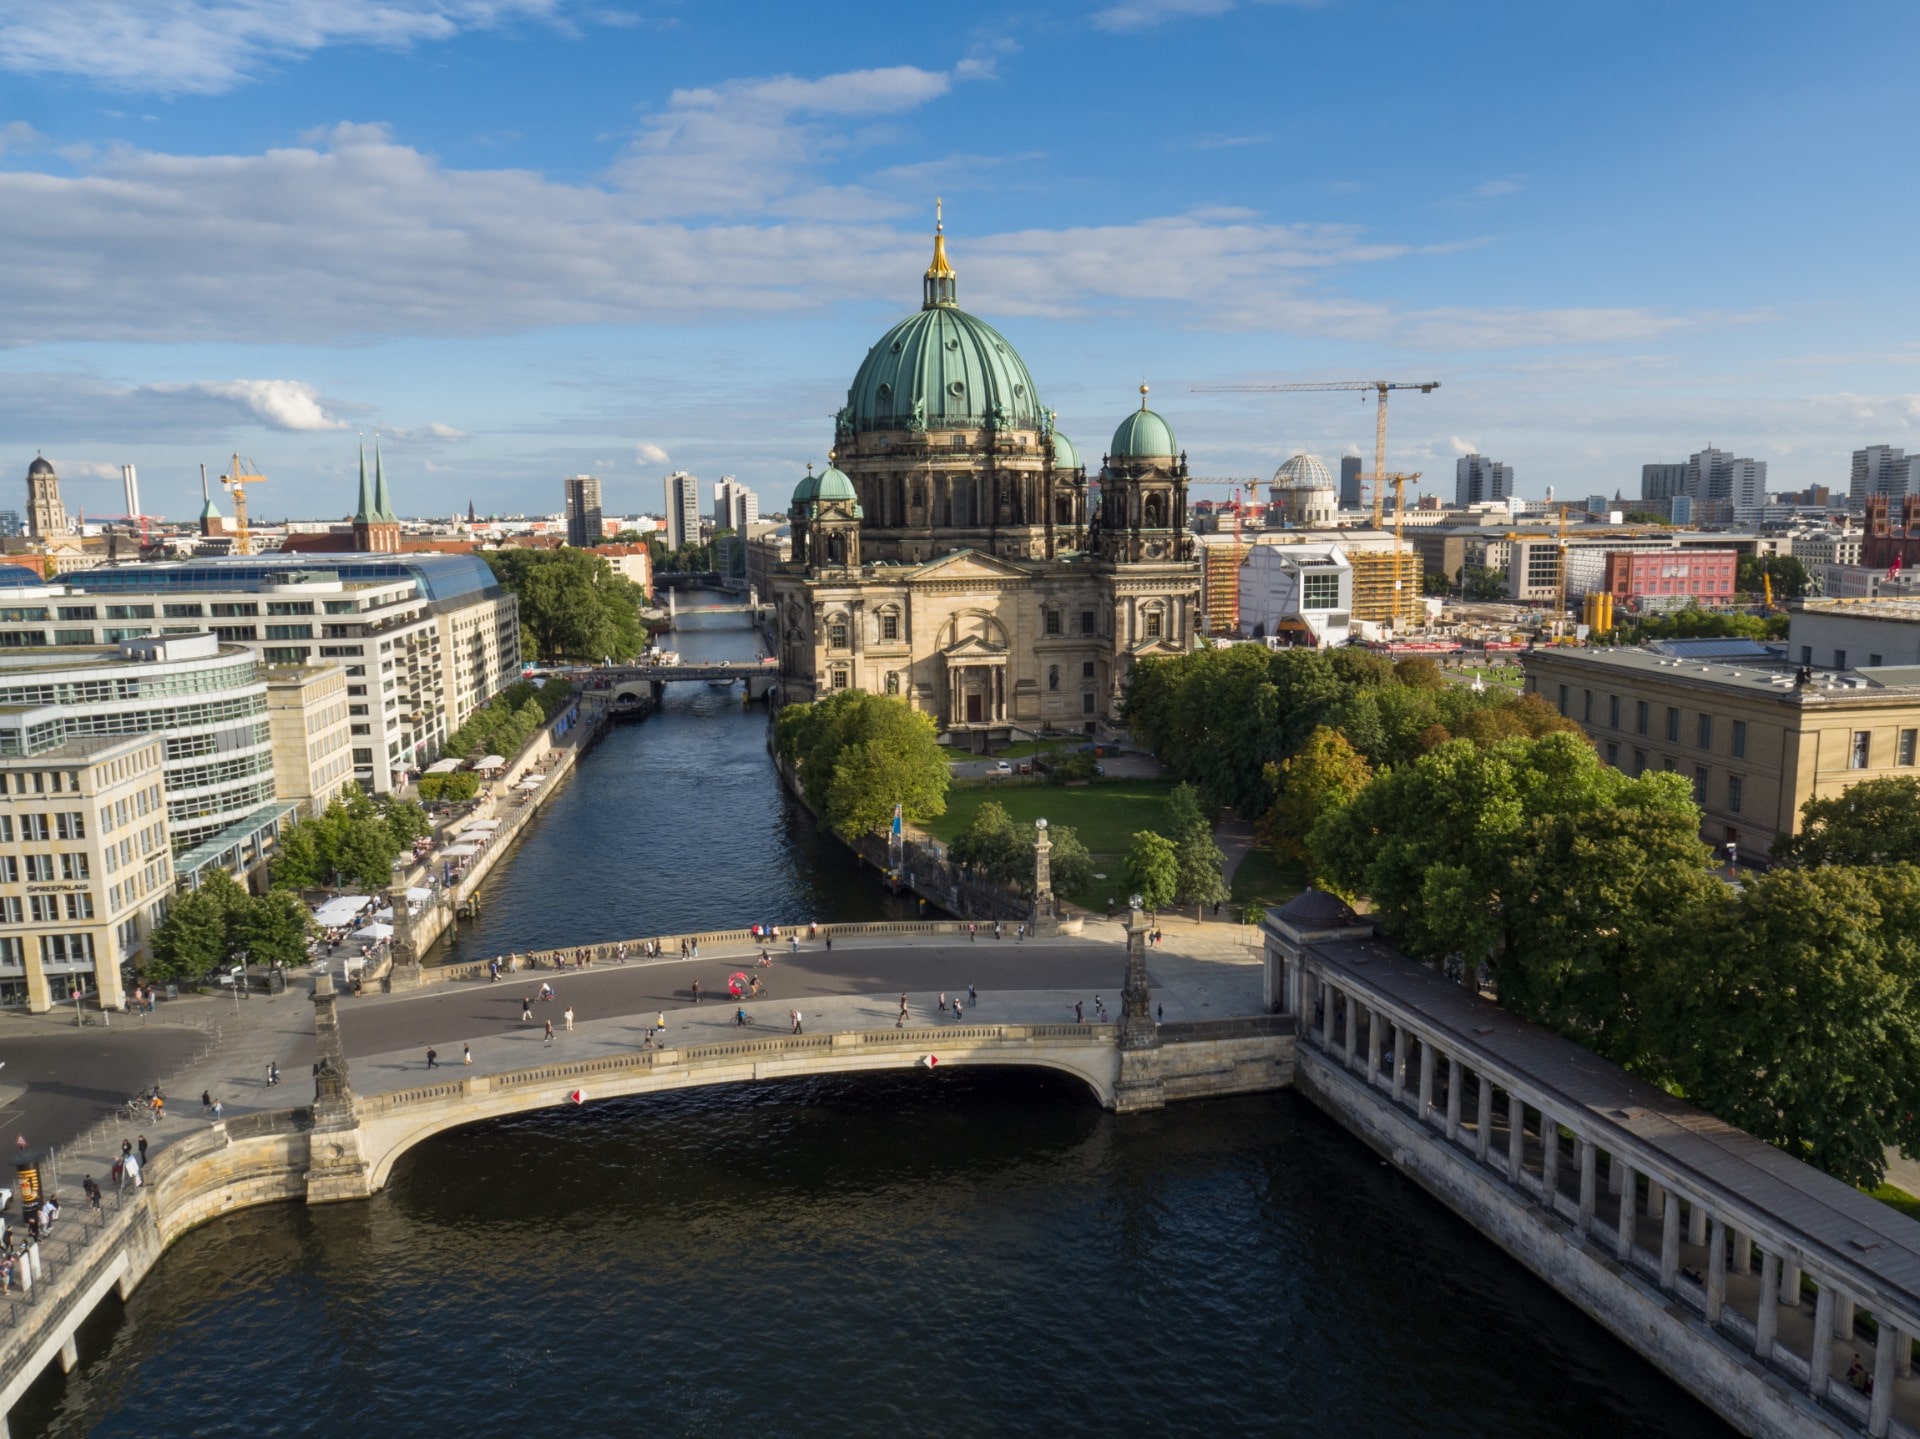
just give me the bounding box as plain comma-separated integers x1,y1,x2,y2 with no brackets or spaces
918,1055,939,1069
568,1089,587,1105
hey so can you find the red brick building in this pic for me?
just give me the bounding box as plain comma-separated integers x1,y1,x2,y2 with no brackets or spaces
1604,548,1737,603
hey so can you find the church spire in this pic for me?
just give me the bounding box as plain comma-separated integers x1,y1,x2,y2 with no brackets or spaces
923,197,957,309
372,439,396,522
354,439,372,523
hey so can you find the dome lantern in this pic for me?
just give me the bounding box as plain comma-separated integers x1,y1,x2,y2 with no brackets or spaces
923,197,957,310
1108,383,1179,462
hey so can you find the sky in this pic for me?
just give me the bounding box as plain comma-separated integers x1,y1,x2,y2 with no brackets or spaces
2,0,1918,523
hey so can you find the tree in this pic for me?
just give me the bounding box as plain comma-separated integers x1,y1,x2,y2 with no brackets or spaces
948,801,1031,888
1423,570,1453,595
1773,778,1920,868
779,689,948,839
1174,827,1230,918
1643,865,1920,1186
1459,564,1507,601
270,817,327,890
1737,553,1811,600
229,890,313,969
484,548,645,662
271,785,411,892
1264,726,1372,866
1047,825,1094,896
383,798,433,852
147,870,249,979
1164,781,1209,842
1123,830,1179,912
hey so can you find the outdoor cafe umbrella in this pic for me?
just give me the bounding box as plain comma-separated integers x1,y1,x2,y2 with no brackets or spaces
352,922,394,940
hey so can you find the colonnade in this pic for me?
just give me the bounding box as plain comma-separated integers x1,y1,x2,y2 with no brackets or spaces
1288,954,1920,1438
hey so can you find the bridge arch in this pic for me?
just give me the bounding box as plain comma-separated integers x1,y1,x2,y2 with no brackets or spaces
356,1026,1121,1191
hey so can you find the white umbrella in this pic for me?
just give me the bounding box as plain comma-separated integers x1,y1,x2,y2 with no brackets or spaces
405,886,433,902
373,906,394,923
312,895,371,928
424,758,462,775
352,922,394,940
439,843,481,857
460,819,503,833
474,755,507,771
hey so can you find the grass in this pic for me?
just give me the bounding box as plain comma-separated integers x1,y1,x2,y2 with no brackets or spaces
948,736,1096,763
921,778,1181,908
1229,844,1308,912
1869,1183,1920,1222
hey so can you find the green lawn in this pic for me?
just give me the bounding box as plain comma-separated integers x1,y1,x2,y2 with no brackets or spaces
921,778,1181,908
1229,844,1308,913
948,736,1093,763
1869,1183,1920,1222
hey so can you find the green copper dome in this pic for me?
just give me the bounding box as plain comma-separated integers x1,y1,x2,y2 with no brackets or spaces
1110,386,1178,461
1049,429,1081,472
846,306,1044,435
791,466,822,507
814,464,857,503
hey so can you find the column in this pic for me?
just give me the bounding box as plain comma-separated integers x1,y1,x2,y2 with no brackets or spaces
1418,1042,1435,1122
1341,992,1356,1068
1687,1203,1708,1247
1615,1162,1636,1262
1781,1258,1802,1306
1899,1329,1913,1379
1834,1294,1856,1340
1577,1139,1597,1231
1391,1024,1407,1103
1730,1227,1752,1276
1609,1150,1625,1195
1445,1058,1462,1142
1705,1217,1727,1324
1872,1317,1898,1439
1660,1189,1681,1289
1365,1005,1381,1081
1646,1176,1664,1219
1506,1093,1526,1185
1755,1252,1780,1360
1541,1117,1560,1205
1476,1075,1493,1163
1810,1284,1835,1397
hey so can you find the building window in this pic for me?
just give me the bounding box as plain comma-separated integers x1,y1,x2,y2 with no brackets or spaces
1080,610,1096,636
1901,729,1917,767
1731,720,1746,759
1835,650,1848,670
1082,661,1095,679
1582,690,1592,723
60,853,88,880
1728,774,1743,813
1608,695,1620,728
1605,741,1618,767
1556,684,1568,716
1044,608,1062,636
1302,573,1340,609
1632,749,1646,777
827,620,849,650
1665,707,1680,742
1143,611,1163,640
1852,731,1872,769
879,611,899,642
1697,714,1712,750
1048,665,1060,691
1082,692,1095,714
65,893,94,920
20,814,48,842
1870,654,1883,668
1636,700,1649,736
1692,766,1707,803
1800,645,1812,665
831,669,849,691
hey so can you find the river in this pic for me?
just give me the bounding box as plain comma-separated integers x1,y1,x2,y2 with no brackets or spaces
11,601,1733,1437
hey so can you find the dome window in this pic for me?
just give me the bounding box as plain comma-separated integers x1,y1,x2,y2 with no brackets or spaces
891,340,904,354
877,382,892,402
948,381,965,397
946,338,961,352
1013,384,1025,398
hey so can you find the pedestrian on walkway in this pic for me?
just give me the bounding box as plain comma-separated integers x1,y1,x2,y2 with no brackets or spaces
968,984,977,1008
789,935,799,955
83,1176,100,1211
564,1005,575,1031
426,1047,439,1070
656,1012,666,1036
1156,1002,1163,1024
1017,923,1025,941
138,1134,149,1168
994,921,1002,940
544,1019,554,1046
201,1089,212,1116
1075,1001,1084,1024
791,1009,803,1034
522,996,534,1022
968,922,976,942
120,1138,132,1163
691,979,701,1005
938,992,948,1012
825,934,832,952
211,1098,224,1120
463,1043,472,1066
268,1061,280,1088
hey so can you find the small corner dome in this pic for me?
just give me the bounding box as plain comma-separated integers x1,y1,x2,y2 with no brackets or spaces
791,467,823,507
1110,391,1178,461
1050,430,1081,472
814,464,857,503
1274,453,1334,490
27,456,54,476
1276,887,1360,928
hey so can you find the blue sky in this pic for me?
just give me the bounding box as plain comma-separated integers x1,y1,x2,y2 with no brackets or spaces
1,0,1915,522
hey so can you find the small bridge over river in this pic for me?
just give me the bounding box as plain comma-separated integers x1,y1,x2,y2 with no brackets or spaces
577,659,781,708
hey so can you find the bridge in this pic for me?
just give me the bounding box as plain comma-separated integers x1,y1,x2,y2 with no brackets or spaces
576,659,781,707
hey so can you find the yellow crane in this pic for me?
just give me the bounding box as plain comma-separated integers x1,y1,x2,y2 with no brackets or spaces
1384,472,1422,630
219,453,270,556
1190,379,1441,528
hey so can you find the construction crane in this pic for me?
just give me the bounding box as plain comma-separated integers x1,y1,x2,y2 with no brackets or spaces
219,453,270,556
1384,472,1422,631
1190,379,1441,528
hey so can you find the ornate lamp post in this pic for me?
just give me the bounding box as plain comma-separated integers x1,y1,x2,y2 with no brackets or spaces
1031,818,1054,934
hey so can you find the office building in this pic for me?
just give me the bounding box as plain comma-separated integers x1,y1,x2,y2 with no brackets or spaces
664,471,701,552
0,730,170,1011
1790,598,1920,672
1851,446,1916,506
1237,543,1352,647
0,512,20,539
263,663,354,816
1521,644,1920,860
1454,454,1513,508
0,551,519,794
1640,463,1689,505
1603,549,1737,606
564,475,604,548
713,477,760,533
1690,448,1768,523
1339,456,1364,511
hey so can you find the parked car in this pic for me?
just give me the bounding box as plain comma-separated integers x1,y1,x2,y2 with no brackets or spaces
989,760,1013,777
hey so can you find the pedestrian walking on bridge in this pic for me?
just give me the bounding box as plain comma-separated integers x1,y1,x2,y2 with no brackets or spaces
426,1047,439,1070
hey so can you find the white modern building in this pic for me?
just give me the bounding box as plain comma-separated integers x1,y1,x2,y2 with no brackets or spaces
1238,542,1353,647
1455,453,1514,508
713,476,760,533
1850,445,1917,507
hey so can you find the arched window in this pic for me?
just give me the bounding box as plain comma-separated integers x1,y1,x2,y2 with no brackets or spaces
1043,607,1061,636
827,617,850,650
1143,493,1167,529
879,608,901,642
827,532,845,564
1143,609,1164,640
1048,664,1060,691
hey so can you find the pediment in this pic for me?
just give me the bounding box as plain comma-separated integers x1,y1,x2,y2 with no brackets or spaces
908,549,1035,584
944,634,1009,658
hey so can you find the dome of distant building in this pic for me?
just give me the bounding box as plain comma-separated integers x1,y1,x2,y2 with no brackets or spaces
1050,429,1081,472
1273,453,1334,490
1110,386,1178,462
27,456,53,476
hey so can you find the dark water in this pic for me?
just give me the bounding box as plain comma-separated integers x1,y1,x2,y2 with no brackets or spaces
14,599,1732,1437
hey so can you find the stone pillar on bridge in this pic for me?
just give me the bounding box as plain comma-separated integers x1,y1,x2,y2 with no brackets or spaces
386,882,424,992
1112,902,1165,1113
305,971,373,1203
1030,819,1057,936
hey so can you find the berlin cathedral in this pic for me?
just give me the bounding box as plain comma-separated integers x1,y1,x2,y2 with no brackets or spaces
771,215,1201,745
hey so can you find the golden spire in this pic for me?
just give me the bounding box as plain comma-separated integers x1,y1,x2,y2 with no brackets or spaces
926,196,955,281
1139,382,1151,411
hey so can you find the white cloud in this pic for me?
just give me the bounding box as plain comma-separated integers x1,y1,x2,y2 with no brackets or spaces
635,442,669,464
0,121,42,154
1471,177,1526,199
145,379,346,430
1450,436,1479,456
1093,0,1236,31
0,0,561,95
382,422,468,442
